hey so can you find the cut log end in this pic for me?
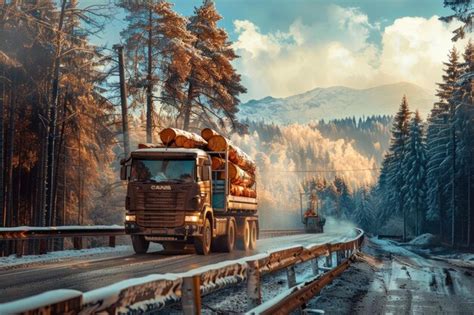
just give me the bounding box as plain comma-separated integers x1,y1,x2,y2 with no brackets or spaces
201,128,219,141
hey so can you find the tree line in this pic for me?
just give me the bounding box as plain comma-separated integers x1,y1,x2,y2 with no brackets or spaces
0,0,245,255
360,41,473,246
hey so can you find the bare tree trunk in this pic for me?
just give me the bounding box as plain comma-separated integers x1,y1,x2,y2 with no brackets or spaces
0,67,4,227
6,83,14,228
44,0,67,227
183,82,194,131
77,132,82,225
54,93,67,227
146,7,153,143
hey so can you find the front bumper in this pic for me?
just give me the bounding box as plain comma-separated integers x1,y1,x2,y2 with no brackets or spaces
125,221,202,239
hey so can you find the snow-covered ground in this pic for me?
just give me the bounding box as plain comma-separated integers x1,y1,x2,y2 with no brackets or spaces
0,225,124,232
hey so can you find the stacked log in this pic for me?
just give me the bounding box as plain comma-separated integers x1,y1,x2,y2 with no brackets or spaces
207,135,256,174
230,185,257,198
159,128,207,149
211,156,257,198
201,128,219,141
212,157,255,187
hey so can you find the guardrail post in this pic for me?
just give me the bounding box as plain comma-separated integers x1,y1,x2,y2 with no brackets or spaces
15,240,24,258
109,236,116,248
73,237,83,250
39,239,48,255
247,260,262,309
311,258,319,275
336,250,342,265
286,265,303,314
286,265,297,288
182,275,201,315
325,250,332,268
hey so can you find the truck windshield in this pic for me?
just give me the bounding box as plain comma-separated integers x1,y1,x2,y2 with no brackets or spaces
130,159,195,183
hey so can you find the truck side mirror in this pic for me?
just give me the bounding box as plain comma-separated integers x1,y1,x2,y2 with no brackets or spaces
120,165,128,181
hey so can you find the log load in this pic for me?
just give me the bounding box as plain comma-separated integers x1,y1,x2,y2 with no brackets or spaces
211,157,255,187
207,135,256,174
201,128,219,141
159,128,207,149
231,185,257,198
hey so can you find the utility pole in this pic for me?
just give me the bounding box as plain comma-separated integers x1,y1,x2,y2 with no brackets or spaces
146,7,153,143
113,45,130,157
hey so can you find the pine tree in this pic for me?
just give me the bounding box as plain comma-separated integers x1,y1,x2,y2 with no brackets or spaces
426,47,462,240
120,0,162,143
158,1,196,124
184,0,246,131
441,0,473,41
453,40,474,245
402,111,428,236
333,176,353,219
352,186,374,232
384,95,411,240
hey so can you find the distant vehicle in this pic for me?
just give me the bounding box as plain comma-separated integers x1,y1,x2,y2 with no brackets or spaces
120,144,258,255
300,190,325,233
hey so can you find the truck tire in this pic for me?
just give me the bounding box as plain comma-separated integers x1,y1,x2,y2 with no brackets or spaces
212,219,236,252
195,218,212,255
132,235,149,254
236,220,250,250
249,221,257,250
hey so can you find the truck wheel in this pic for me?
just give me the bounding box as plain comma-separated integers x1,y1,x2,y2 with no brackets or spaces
195,218,212,255
236,220,250,250
249,221,257,250
212,219,236,252
132,235,149,254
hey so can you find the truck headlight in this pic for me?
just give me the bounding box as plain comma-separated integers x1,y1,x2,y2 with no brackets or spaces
125,214,136,222
185,215,199,223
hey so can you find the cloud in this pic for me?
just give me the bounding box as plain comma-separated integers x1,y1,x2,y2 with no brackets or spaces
233,6,469,101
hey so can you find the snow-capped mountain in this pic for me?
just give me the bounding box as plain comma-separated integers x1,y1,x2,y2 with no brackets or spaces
238,82,435,124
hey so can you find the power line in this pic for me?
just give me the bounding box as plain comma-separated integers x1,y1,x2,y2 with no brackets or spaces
272,168,381,173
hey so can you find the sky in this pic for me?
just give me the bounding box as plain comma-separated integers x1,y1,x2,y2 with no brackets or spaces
87,0,471,102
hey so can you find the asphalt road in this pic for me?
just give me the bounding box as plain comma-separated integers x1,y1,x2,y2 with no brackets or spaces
308,238,474,314
0,230,356,303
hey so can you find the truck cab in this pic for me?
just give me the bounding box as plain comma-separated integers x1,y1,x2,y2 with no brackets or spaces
121,147,258,255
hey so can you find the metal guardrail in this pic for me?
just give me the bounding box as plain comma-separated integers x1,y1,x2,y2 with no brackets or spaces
0,228,364,315
0,226,305,257
0,225,125,257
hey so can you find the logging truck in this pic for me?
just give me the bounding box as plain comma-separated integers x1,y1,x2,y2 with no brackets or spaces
120,129,258,255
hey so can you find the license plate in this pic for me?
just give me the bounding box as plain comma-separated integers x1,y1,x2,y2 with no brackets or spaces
147,236,177,241
153,229,167,234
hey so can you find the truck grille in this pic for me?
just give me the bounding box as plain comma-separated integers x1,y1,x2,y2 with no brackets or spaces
136,210,184,228
134,191,186,228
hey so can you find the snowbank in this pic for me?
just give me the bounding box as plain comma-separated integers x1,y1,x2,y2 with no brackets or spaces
408,233,439,247
0,225,124,232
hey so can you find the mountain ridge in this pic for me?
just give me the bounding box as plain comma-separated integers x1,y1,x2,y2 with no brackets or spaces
239,82,435,124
